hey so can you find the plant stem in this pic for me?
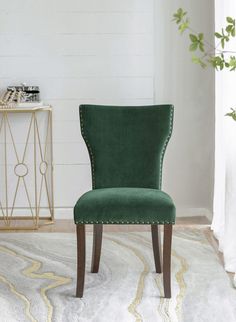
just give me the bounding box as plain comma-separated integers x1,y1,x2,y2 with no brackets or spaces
217,50,236,54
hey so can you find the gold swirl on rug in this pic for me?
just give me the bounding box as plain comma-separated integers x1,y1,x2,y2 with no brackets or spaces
127,234,169,321
105,236,150,322
0,274,37,322
130,232,189,322
172,249,188,320
0,245,71,322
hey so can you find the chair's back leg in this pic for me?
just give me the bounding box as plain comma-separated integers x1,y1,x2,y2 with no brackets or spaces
76,224,86,298
91,224,103,273
163,224,173,298
151,224,162,273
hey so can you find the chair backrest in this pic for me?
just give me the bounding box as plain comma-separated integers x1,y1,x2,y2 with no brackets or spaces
79,104,174,189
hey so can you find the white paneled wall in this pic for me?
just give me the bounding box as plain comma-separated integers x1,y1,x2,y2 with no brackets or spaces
0,0,154,217
154,0,215,218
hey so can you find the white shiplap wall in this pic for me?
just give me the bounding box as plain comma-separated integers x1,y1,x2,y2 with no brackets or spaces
0,0,154,217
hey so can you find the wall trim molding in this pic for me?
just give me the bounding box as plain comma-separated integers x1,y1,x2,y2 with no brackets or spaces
3,207,212,221
54,207,212,220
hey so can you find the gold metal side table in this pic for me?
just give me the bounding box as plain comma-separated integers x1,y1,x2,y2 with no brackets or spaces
0,105,54,230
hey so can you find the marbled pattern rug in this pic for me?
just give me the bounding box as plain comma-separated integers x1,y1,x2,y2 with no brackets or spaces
0,228,235,322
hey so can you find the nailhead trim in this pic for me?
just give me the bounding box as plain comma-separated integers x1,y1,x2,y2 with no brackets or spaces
80,106,96,188
75,220,175,224
159,105,174,189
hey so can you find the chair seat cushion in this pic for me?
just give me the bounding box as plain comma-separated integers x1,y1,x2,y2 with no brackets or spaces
74,187,175,224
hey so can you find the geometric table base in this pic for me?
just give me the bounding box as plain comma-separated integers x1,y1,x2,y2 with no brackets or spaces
0,106,54,230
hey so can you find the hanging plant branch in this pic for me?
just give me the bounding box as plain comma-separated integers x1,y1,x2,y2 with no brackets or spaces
226,108,236,121
173,8,236,119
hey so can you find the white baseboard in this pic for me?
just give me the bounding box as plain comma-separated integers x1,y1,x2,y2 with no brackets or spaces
176,208,212,220
55,208,73,219
2,207,212,221
54,207,212,220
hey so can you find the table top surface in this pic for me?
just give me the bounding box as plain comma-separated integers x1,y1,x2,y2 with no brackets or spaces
0,105,52,112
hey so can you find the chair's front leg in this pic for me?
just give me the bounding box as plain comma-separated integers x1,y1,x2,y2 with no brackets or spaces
151,224,162,273
163,224,173,298
91,224,103,273
76,224,86,298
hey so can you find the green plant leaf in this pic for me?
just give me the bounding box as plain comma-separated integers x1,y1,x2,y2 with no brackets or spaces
209,55,226,70
189,43,198,51
179,20,189,33
215,32,222,38
189,34,198,42
229,56,236,71
199,43,205,52
198,33,204,41
192,55,207,68
173,8,187,24
227,16,234,23
226,108,236,121
221,38,225,48
226,25,232,33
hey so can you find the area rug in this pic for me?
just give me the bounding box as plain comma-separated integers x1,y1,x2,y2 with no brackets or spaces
0,228,235,322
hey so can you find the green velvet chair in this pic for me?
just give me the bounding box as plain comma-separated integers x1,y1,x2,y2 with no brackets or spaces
74,104,175,298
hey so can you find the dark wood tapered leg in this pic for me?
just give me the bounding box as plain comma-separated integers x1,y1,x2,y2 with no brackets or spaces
151,224,162,273
163,224,172,298
91,224,103,273
76,224,86,298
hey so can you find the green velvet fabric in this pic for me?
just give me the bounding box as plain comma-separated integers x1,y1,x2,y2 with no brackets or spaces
79,104,173,189
74,188,175,224
74,104,175,224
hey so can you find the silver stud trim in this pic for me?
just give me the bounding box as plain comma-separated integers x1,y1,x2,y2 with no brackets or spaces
159,105,174,189
80,106,96,189
75,220,175,224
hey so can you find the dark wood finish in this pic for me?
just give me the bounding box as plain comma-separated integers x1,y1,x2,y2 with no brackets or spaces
91,224,103,273
151,224,162,273
163,224,172,298
75,223,173,298
76,224,86,298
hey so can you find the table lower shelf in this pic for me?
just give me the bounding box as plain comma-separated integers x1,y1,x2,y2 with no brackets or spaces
0,216,54,230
